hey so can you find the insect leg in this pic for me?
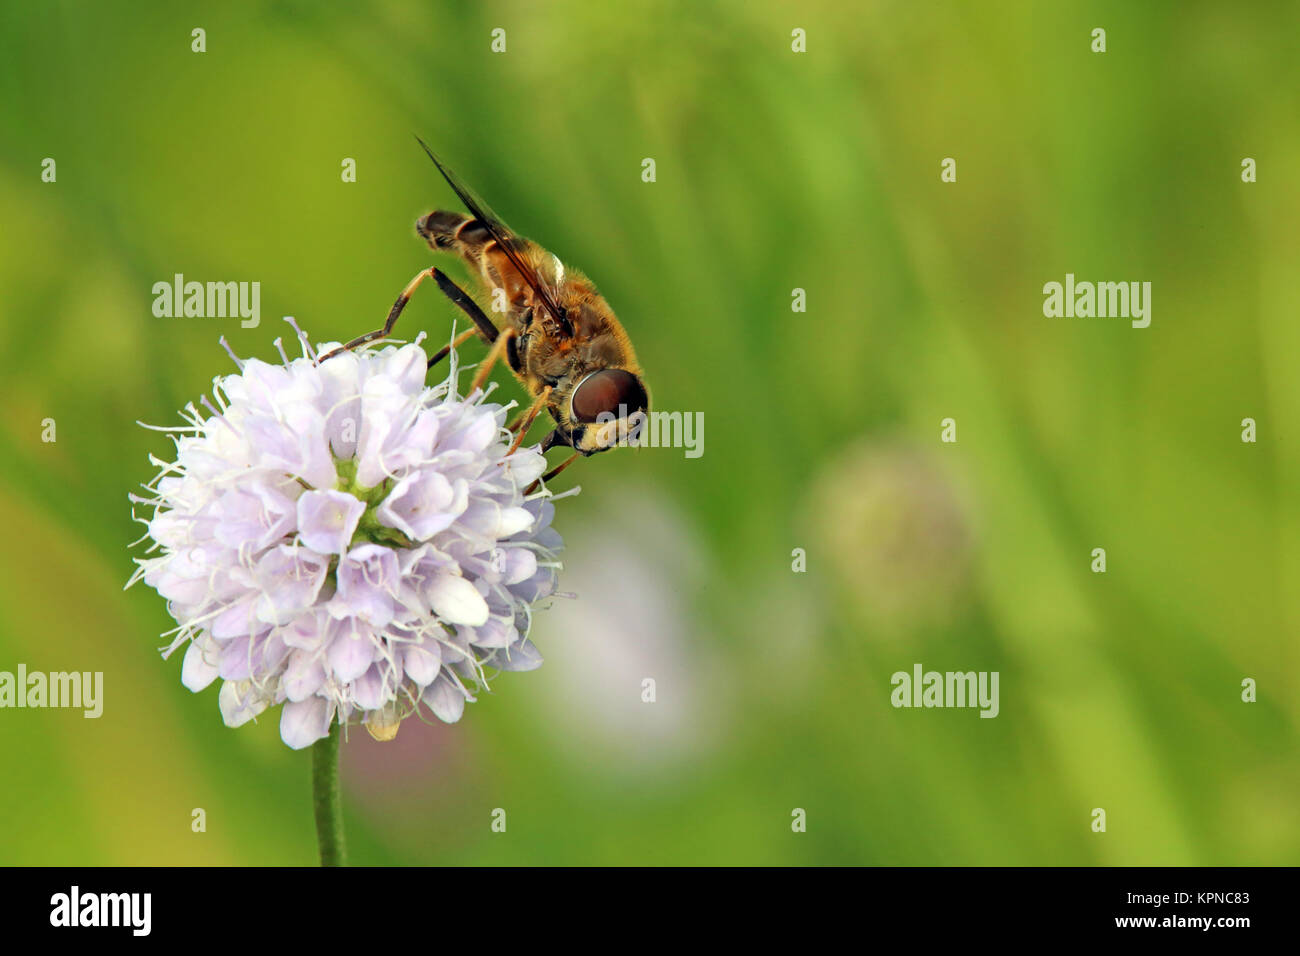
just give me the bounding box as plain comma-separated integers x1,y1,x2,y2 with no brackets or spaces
525,452,580,494
427,271,504,368
317,267,435,362
470,328,517,394
317,267,499,365
504,386,554,455
425,326,481,367
431,270,499,346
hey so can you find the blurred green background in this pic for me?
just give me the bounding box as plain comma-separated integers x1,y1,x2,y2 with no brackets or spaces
1,0,1297,865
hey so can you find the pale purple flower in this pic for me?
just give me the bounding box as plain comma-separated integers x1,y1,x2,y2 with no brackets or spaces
128,323,567,749
297,490,367,555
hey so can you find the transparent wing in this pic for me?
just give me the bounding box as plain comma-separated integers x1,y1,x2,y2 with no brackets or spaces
415,136,573,337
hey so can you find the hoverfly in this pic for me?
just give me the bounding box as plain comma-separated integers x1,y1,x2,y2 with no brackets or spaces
320,137,649,487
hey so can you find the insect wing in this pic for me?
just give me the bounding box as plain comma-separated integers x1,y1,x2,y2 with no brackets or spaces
414,136,573,337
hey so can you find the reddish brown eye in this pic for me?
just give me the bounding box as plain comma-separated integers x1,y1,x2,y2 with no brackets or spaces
570,370,648,423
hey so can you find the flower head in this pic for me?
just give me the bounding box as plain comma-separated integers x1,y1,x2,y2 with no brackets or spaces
129,322,566,749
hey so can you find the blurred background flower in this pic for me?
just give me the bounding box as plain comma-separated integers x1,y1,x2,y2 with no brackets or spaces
805,437,975,639
525,483,730,776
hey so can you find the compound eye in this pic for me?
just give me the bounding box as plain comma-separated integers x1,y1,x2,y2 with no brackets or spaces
570,370,648,424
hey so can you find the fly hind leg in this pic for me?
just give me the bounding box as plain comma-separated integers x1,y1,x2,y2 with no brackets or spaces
317,267,499,365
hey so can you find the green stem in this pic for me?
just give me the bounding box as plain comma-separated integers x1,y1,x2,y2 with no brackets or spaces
311,721,347,866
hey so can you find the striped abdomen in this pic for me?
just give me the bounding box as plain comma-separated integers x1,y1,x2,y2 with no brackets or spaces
416,211,547,321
